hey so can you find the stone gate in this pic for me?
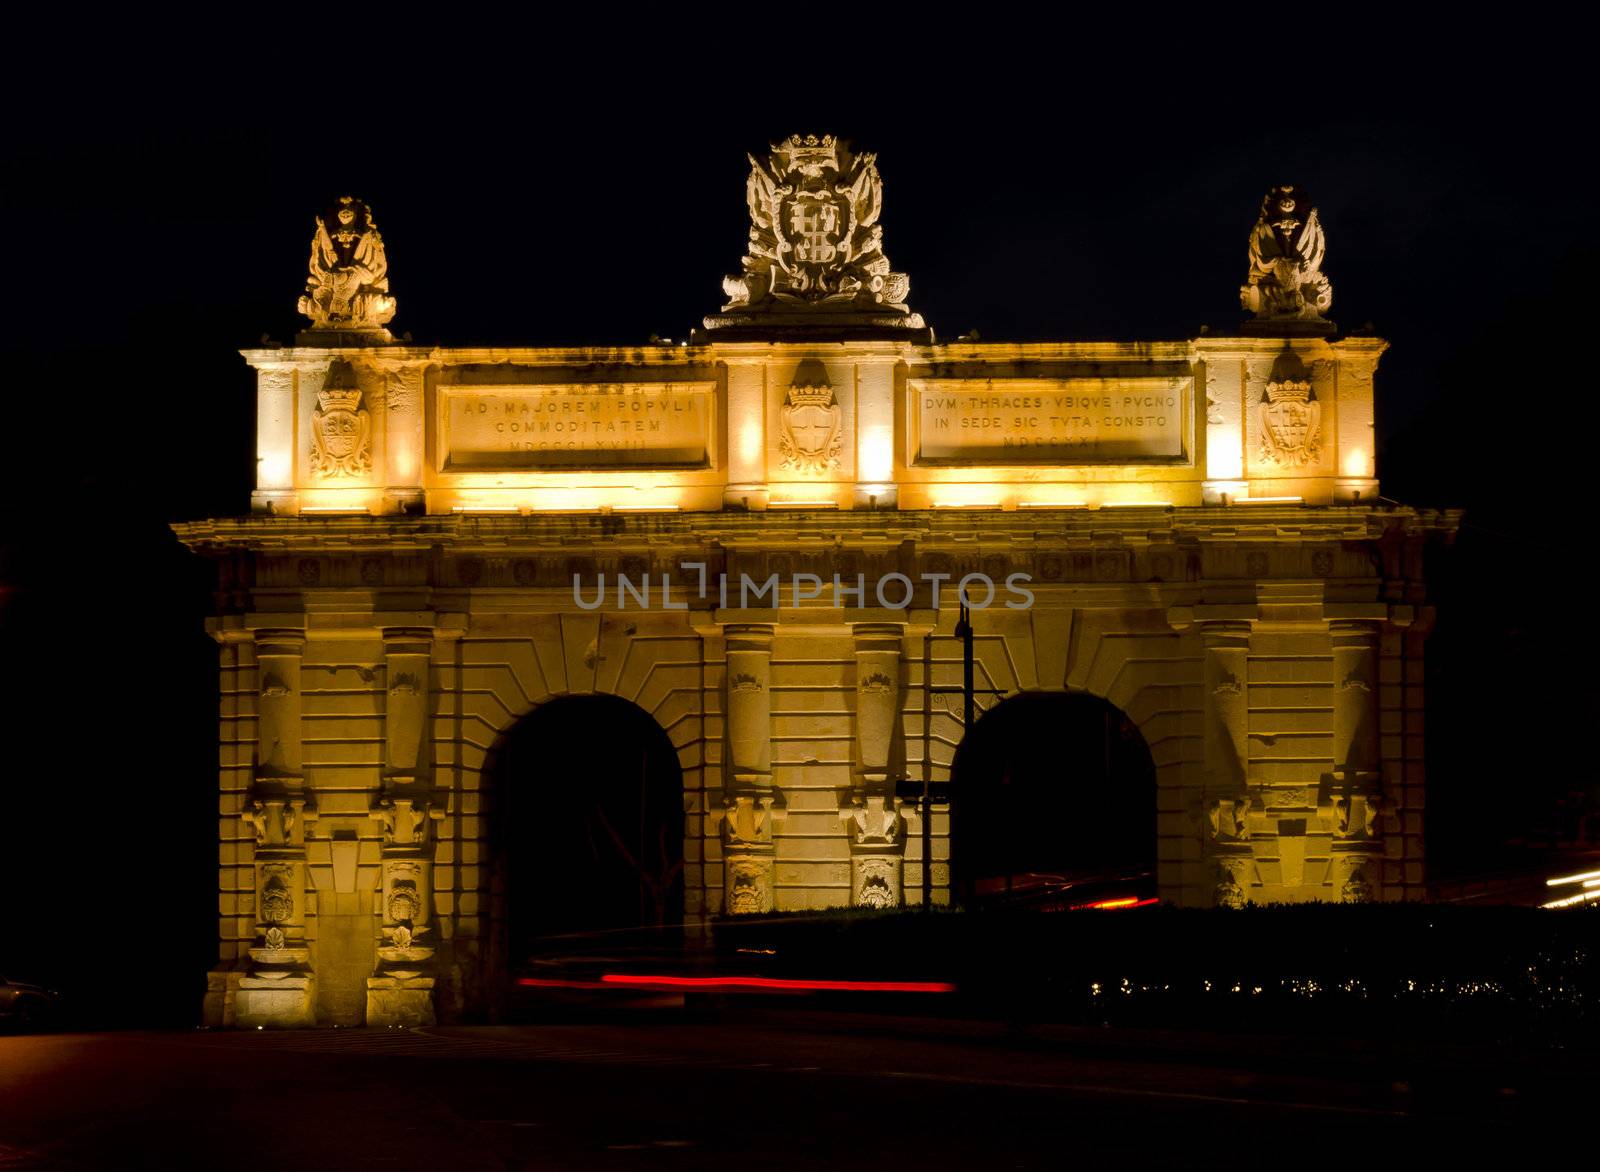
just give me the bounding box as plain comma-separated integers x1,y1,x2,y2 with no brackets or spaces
176,146,1456,1027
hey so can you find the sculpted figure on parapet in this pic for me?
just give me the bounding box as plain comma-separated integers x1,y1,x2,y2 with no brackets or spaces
298,195,397,330
1240,185,1332,322
718,134,922,325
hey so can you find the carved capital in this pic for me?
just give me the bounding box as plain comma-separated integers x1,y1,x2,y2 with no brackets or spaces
370,795,445,847
723,623,775,653
840,793,906,848
1196,618,1253,650
1202,795,1254,843
243,796,314,848
382,626,435,655
720,791,782,849
253,628,307,656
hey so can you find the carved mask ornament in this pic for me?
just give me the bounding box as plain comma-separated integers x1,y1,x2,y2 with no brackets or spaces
260,875,293,924
728,860,768,915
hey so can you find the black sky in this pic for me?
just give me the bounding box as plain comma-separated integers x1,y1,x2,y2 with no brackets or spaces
1,17,1594,1020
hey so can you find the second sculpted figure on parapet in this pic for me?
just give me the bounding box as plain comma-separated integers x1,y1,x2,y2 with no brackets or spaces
706,134,926,337
1240,185,1333,330
298,195,396,335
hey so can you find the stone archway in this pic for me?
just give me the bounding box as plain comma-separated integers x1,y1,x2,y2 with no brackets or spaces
951,691,1157,907
484,694,685,997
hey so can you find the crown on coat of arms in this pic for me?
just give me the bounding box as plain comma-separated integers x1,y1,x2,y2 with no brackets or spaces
317,386,363,413
1264,379,1312,404
787,383,835,407
777,133,838,169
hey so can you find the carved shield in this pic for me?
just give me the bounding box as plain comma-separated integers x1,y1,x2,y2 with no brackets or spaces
779,400,842,474
1258,396,1322,467
782,192,845,266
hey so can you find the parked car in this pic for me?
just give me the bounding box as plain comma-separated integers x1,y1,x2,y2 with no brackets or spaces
0,976,61,1031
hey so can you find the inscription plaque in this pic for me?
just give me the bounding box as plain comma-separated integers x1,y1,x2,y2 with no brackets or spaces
439,383,715,470
911,378,1189,465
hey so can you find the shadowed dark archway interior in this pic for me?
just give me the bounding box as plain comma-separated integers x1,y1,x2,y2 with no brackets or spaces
489,695,684,969
952,692,1157,906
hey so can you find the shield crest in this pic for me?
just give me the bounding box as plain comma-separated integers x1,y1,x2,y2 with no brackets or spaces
784,192,844,265
778,384,843,475
1257,381,1322,468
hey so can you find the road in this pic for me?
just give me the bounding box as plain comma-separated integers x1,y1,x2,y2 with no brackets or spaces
0,1009,1587,1168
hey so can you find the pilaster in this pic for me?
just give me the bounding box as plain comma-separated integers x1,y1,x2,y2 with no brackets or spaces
1197,616,1255,907
367,626,444,1026
236,629,316,1026
377,358,428,514
1321,618,1383,902
841,623,907,906
721,624,778,912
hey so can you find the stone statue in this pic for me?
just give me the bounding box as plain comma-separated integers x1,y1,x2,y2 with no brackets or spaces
706,135,925,334
298,196,396,331
1240,185,1332,324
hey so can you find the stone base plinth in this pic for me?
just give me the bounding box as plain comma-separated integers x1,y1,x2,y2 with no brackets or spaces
366,975,437,1027
694,311,931,345
235,973,316,1028
203,966,244,1027
294,327,394,347
1238,317,1337,337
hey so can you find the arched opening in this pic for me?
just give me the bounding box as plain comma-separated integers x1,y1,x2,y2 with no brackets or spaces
487,694,684,977
952,691,1156,908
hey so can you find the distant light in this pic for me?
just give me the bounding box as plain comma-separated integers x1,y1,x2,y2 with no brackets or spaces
1072,896,1160,910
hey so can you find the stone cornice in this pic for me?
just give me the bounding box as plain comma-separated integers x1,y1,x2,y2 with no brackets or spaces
173,505,1461,554
239,337,1319,371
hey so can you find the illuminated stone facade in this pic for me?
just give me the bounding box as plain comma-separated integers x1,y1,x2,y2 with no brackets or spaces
177,161,1456,1027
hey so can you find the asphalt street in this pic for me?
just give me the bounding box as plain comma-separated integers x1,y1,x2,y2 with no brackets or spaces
0,1010,1587,1169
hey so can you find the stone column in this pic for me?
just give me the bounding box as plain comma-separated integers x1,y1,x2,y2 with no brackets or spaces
842,623,906,906
237,629,316,1026
367,627,443,1026
1323,619,1382,902
1198,619,1254,906
722,624,777,912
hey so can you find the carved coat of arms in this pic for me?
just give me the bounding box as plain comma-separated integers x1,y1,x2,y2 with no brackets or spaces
1257,378,1322,468
310,383,372,477
719,134,918,321
778,381,842,474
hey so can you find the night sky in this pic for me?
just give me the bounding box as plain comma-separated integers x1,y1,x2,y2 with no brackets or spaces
2,20,1593,1021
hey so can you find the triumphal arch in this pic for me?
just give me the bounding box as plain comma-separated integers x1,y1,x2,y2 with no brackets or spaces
176,148,1456,1027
